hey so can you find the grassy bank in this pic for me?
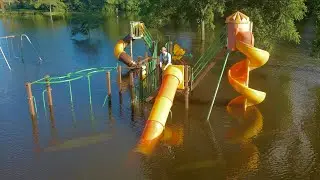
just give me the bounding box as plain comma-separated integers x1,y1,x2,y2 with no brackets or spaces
0,9,66,18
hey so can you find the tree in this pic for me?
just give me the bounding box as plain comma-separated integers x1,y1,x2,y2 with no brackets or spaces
307,0,320,57
102,0,125,15
69,13,103,38
0,0,5,12
139,0,225,40
225,0,307,50
182,0,225,40
34,0,67,14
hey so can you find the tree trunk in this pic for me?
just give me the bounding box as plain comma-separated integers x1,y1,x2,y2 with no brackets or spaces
0,0,5,12
201,19,205,41
49,4,53,22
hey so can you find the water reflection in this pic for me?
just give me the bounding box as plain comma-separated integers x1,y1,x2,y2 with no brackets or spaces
48,105,58,147
32,96,117,153
135,124,184,156
224,103,263,179
72,39,101,56
225,105,263,144
31,116,40,153
265,70,317,178
44,133,113,152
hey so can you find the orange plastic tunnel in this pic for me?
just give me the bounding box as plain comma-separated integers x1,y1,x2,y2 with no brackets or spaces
114,34,137,67
135,66,184,155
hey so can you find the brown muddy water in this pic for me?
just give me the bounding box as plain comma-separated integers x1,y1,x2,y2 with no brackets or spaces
0,15,320,179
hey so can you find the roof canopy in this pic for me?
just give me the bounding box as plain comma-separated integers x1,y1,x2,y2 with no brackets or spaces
225,11,250,24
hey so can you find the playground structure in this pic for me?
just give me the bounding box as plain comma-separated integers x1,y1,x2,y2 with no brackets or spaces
222,13,268,171
135,11,269,155
0,34,43,71
26,65,184,152
114,21,189,68
24,21,192,152
114,21,157,68
226,12,269,110
25,12,269,156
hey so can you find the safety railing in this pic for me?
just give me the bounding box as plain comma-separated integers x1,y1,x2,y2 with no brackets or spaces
191,27,227,82
133,66,160,102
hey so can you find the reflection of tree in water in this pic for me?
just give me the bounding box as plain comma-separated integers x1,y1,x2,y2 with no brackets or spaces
312,28,320,58
69,13,103,39
72,38,101,56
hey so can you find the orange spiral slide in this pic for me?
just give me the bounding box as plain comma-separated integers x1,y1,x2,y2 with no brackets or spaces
135,65,184,155
226,12,270,110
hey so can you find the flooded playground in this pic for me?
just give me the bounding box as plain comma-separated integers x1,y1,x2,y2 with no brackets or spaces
1,14,320,180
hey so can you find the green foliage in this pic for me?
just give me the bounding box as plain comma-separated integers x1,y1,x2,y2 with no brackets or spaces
139,0,311,50
308,0,320,58
102,0,140,15
139,0,225,30
225,0,307,50
183,0,225,30
33,0,67,13
139,0,181,28
5,0,320,52
125,0,140,12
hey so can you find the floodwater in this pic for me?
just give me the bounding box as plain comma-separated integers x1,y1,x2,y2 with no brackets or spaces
1,15,320,179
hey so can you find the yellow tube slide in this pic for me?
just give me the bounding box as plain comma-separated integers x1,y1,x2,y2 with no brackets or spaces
114,35,137,67
228,32,270,107
135,66,183,155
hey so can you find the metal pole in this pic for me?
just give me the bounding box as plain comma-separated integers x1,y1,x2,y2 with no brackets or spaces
0,47,12,71
206,51,231,121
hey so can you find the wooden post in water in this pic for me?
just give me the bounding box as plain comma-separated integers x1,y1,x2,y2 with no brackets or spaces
106,71,112,97
145,52,149,74
130,39,133,60
45,75,54,114
118,66,122,93
169,41,173,55
138,56,143,80
156,57,161,85
184,65,189,109
129,72,135,104
129,72,134,88
25,82,36,118
190,67,193,92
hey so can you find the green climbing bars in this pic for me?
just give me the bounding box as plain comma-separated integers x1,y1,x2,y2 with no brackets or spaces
192,29,227,82
142,24,154,51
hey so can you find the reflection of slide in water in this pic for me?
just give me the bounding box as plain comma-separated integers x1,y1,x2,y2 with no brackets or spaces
175,104,263,172
135,66,184,155
114,34,137,67
226,100,263,144
224,102,263,177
